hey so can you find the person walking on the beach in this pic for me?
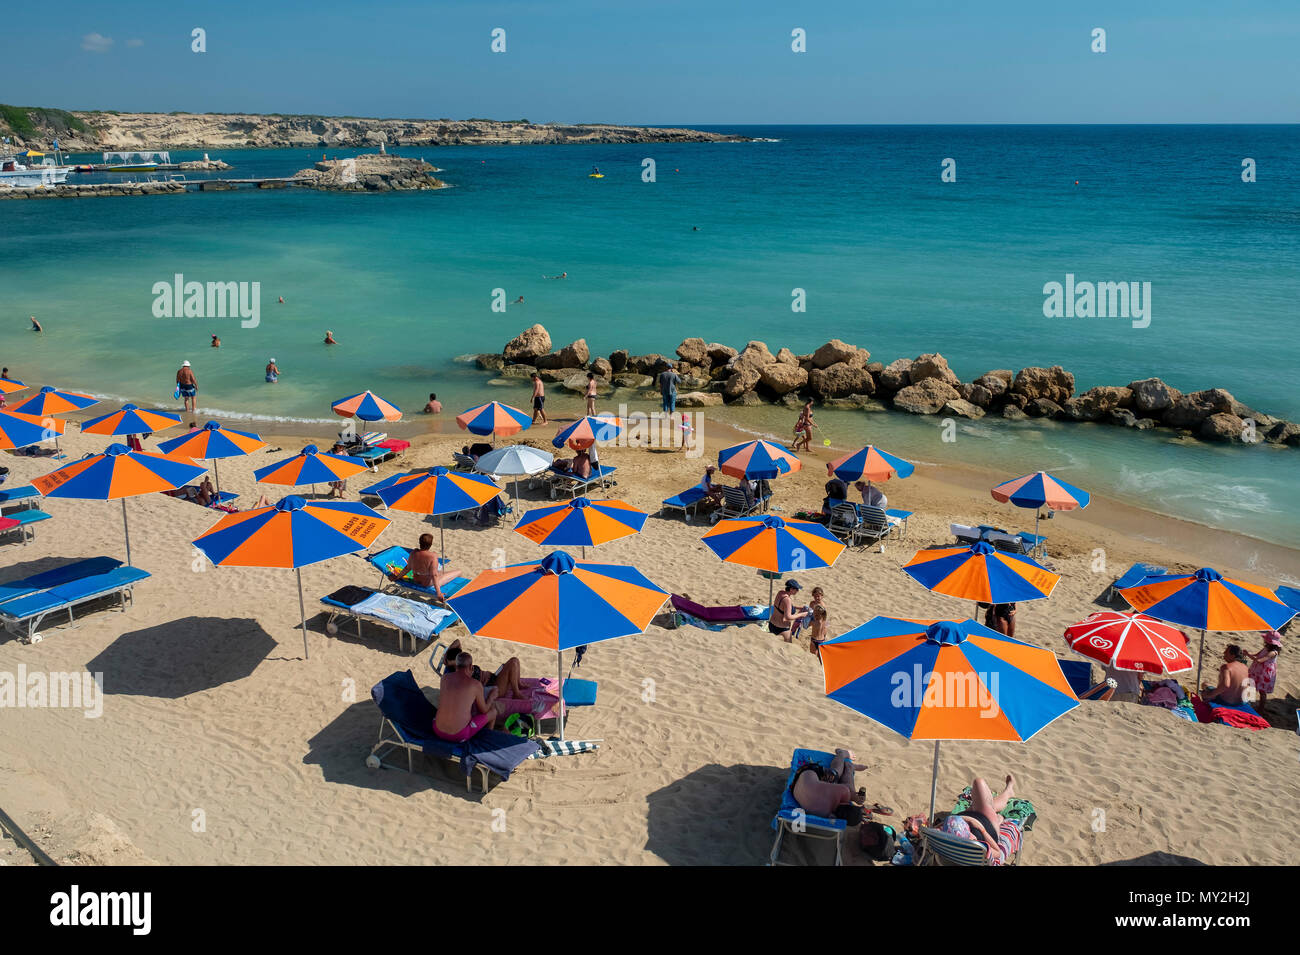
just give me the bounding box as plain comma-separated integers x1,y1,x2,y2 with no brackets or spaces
585,372,598,416
176,360,197,414
30,316,42,333
530,372,547,424
265,358,279,383
657,361,680,415
793,399,814,451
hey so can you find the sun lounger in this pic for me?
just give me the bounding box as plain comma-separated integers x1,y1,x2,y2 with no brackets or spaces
769,749,847,866
451,452,478,471
355,439,409,471
367,669,542,793
0,559,150,643
1108,562,1166,602
545,464,616,499
0,509,51,544
660,485,712,522
669,594,771,631
430,641,599,733
951,523,1040,555
0,484,40,510
917,826,1008,866
322,585,461,653
886,508,912,539
1058,659,1117,700
359,471,409,503
366,545,468,603
718,485,768,520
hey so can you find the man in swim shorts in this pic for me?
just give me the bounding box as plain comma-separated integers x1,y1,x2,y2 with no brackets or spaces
265,358,279,383
434,651,502,742
530,372,547,424
176,360,197,414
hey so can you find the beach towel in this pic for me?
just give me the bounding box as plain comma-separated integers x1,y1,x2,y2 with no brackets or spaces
464,729,541,781
952,788,1037,829
1192,695,1270,731
352,592,455,642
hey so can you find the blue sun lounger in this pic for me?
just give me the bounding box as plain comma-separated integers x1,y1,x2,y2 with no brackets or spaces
769,749,848,866
367,669,542,793
0,558,150,644
0,509,51,544
546,464,616,499
0,484,41,509
366,545,469,602
1107,562,1167,602
661,486,710,522
322,586,461,653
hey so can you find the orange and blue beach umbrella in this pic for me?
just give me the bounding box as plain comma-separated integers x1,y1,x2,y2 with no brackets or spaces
552,415,623,450
8,385,98,417
827,445,914,484
375,465,502,554
819,615,1078,817
0,410,64,451
255,444,369,488
331,390,403,423
703,514,845,601
515,496,647,557
904,541,1060,606
158,421,267,493
456,401,532,439
193,495,391,658
33,442,207,564
0,376,27,396
991,471,1089,554
1119,567,1296,685
81,403,182,437
448,551,668,737
718,439,801,480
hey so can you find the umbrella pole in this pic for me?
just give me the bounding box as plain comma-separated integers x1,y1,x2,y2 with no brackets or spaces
213,458,220,495
1195,627,1207,688
768,574,774,605
297,567,309,660
439,515,446,558
122,501,132,566
1034,511,1042,557
556,649,566,741
928,740,941,822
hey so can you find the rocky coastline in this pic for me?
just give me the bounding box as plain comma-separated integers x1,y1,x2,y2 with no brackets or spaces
475,324,1300,448
290,154,446,191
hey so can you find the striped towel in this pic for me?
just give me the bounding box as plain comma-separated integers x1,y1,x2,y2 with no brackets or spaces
528,739,600,759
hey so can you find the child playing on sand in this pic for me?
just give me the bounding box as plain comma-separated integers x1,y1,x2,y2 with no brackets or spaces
793,400,813,451
1248,632,1281,708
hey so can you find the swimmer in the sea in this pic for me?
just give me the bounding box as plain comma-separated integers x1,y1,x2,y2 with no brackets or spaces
211,334,221,348
324,330,337,345
30,316,42,333
278,296,284,304
543,272,568,280
265,358,280,383
513,296,525,305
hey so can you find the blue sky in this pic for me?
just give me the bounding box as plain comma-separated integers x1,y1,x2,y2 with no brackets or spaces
2,0,1298,123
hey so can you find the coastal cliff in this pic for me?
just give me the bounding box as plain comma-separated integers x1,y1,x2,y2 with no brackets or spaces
0,106,746,151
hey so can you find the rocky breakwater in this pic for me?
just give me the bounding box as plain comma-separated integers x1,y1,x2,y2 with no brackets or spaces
291,154,446,191
473,325,1300,449
0,180,187,200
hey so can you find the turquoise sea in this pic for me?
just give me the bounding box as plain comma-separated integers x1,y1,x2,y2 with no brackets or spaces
1,125,1298,548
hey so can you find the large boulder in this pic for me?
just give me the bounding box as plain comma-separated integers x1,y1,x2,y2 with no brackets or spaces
809,362,874,399
533,352,565,370
612,373,653,389
627,353,670,375
775,347,798,365
960,383,994,408
909,353,961,389
1062,386,1133,421
1127,377,1181,415
475,353,505,372
974,372,1009,399
591,357,612,379
676,391,723,408
1228,398,1277,431
538,367,583,382
734,390,765,406
556,339,590,367
759,362,809,396
721,341,776,399
1011,366,1075,405
942,399,985,420
1265,421,1300,446
877,358,914,393
1200,413,1246,443
1162,388,1235,430
500,363,537,379
608,349,629,373
562,372,610,396
676,337,710,366
892,379,959,414
706,343,738,366
1002,404,1029,421
1027,398,1064,418
811,339,870,369
503,324,551,363
1108,409,1138,428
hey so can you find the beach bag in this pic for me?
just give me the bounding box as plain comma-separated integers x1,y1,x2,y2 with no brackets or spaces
859,821,896,861
173,385,182,400
502,713,537,739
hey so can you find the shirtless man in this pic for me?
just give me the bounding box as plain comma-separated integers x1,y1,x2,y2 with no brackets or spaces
769,579,810,642
1202,644,1250,705
176,360,197,414
388,533,458,598
434,651,501,742
791,748,869,825
530,372,548,424
324,330,337,345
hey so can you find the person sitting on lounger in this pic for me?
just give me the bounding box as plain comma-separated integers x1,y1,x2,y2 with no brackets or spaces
434,651,502,742
388,533,458,596
823,476,849,514
854,480,887,510
444,639,528,707
937,774,1023,864
790,748,869,825
1201,644,1250,705
573,449,592,480
696,465,723,505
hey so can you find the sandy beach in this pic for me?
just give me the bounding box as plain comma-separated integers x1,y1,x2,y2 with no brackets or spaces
1,401,1297,867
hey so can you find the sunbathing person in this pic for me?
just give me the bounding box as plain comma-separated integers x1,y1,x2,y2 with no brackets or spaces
388,533,458,596
1201,644,1250,705
572,449,593,480
937,774,1023,864
790,748,871,825
433,651,501,742
444,640,527,705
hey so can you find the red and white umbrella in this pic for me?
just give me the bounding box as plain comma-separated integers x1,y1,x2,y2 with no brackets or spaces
1063,610,1193,674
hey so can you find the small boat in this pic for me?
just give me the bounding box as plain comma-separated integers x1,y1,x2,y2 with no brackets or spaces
100,150,170,173
588,173,604,178
0,156,68,186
